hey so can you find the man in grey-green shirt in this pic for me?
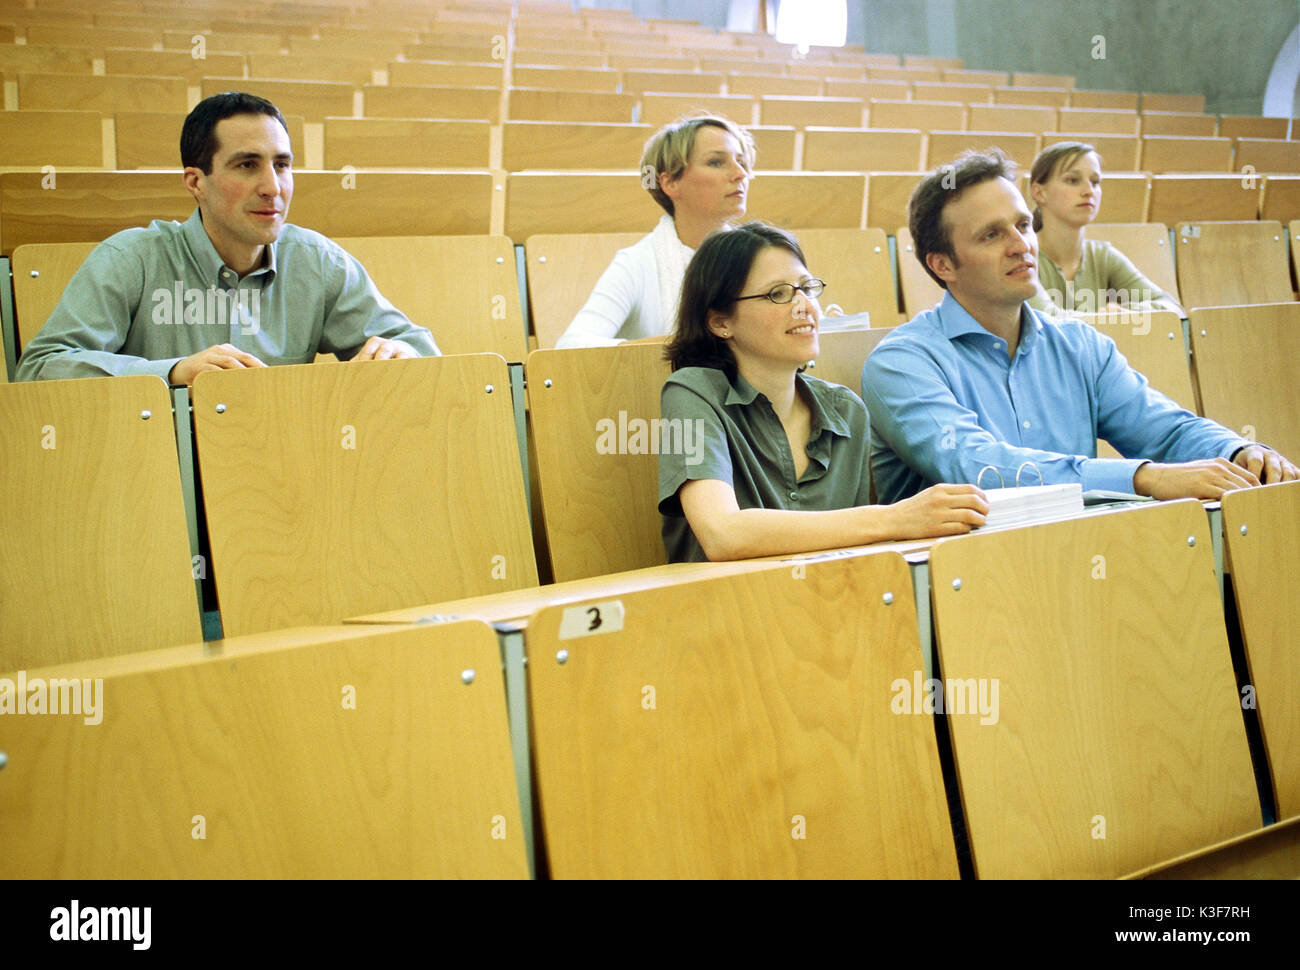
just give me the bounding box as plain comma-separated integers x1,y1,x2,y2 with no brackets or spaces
16,91,438,384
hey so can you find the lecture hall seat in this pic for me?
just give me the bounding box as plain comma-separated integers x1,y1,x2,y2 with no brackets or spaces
526,342,669,582
527,551,960,878
1221,480,1300,819
929,500,1259,878
1174,220,1292,308
1188,303,1300,461
0,622,528,878
0,376,201,668
192,355,538,636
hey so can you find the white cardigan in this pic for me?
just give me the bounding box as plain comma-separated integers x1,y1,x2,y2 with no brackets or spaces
554,216,689,348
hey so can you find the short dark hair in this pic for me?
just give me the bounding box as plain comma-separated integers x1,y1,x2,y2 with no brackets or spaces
664,222,808,379
908,149,1017,289
181,92,289,173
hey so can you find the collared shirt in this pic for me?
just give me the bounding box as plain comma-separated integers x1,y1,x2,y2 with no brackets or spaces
658,366,870,563
861,291,1247,504
16,208,439,382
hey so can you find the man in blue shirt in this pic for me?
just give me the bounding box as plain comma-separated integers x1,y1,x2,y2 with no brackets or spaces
862,150,1297,503
17,92,439,384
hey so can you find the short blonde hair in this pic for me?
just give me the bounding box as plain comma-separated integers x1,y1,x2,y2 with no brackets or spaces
641,114,756,216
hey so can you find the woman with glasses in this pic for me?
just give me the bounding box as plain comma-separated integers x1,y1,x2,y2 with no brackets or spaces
658,222,988,563
554,113,755,349
1027,141,1182,316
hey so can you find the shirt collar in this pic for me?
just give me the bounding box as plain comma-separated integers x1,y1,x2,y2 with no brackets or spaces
937,290,1044,354
722,370,852,440
182,208,277,284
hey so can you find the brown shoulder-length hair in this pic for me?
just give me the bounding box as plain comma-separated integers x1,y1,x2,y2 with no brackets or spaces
663,222,808,380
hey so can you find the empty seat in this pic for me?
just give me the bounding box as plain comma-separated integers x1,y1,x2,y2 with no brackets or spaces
1085,222,1180,303
926,131,1038,172
1,621,528,878
1141,111,1217,137
1189,303,1300,460
1261,175,1300,222
1013,71,1074,88
500,121,652,171
0,376,201,667
524,231,645,349
796,227,898,325
0,110,102,168
1140,136,1233,173
506,173,660,239
868,99,965,130
192,355,537,637
967,103,1056,134
992,86,1069,108
866,173,925,239
363,83,500,122
1217,115,1289,140
621,70,723,95
524,552,959,877
759,96,863,129
1234,139,1300,174
1175,220,1292,308
894,226,944,319
506,88,636,123
930,499,1258,877
1142,93,1206,113
19,73,187,114
104,48,246,83
1056,107,1139,135
1147,174,1258,224
527,343,670,581
802,128,924,171
745,173,866,229
511,65,621,92
1068,90,1138,110
323,117,492,168
334,235,525,360
1221,481,1300,818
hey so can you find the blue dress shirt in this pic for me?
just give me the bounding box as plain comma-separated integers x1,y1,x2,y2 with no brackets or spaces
862,292,1247,504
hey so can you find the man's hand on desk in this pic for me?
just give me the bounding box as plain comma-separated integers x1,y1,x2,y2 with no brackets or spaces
1231,444,1300,485
1133,458,1260,501
169,343,267,386
350,337,417,361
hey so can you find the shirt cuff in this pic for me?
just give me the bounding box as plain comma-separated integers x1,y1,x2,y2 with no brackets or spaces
1082,457,1148,494
121,357,182,382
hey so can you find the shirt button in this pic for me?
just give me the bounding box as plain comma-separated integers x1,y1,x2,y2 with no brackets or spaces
789,491,798,500
1022,420,1031,429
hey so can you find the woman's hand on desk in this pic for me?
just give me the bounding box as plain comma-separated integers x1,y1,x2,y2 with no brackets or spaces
881,484,989,540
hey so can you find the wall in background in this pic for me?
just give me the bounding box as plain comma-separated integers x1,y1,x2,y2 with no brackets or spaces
578,0,1298,114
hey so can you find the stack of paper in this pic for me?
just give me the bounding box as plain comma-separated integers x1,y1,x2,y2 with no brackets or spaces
979,483,1085,532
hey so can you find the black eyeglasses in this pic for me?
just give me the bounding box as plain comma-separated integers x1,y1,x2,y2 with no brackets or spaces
734,279,826,305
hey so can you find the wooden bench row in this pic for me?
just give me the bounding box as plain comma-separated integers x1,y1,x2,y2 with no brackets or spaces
2,357,1298,878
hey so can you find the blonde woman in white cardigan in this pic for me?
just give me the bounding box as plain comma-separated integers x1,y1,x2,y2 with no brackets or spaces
555,114,756,349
